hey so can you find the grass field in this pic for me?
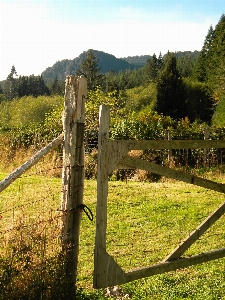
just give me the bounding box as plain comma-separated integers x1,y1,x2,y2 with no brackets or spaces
1,169,225,299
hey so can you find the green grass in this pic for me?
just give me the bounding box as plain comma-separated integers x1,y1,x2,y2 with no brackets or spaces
1,170,225,299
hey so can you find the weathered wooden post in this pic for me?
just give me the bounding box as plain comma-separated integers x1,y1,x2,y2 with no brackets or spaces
204,128,210,167
94,105,110,287
167,130,172,163
61,75,87,294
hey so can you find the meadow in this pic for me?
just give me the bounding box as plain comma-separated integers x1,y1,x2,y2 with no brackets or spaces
1,159,225,299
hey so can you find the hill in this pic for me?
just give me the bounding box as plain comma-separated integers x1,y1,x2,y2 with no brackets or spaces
41,50,200,81
41,50,141,81
121,55,152,67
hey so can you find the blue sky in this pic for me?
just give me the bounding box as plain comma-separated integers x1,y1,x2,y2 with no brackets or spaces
0,0,224,81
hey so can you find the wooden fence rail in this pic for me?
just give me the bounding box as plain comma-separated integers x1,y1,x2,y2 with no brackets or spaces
0,133,64,193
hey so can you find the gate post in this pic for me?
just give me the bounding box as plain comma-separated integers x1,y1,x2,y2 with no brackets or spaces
61,75,87,294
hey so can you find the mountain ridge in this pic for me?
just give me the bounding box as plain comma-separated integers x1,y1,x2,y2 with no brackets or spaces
41,50,151,80
40,49,200,81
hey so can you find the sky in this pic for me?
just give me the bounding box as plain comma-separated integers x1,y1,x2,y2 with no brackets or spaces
0,0,224,81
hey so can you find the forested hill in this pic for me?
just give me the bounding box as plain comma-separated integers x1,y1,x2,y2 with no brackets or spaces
121,55,152,67
41,50,141,81
41,49,200,81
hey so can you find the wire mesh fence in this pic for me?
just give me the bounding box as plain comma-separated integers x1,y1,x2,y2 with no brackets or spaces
0,162,67,299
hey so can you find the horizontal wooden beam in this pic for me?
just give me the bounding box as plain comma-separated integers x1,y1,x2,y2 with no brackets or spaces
125,248,225,284
164,200,225,261
121,155,225,194
106,139,225,150
0,133,64,193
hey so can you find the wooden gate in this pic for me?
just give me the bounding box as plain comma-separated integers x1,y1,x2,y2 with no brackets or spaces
94,105,225,288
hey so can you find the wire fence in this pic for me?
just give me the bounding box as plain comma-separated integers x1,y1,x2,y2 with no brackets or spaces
0,162,67,298
1,159,225,297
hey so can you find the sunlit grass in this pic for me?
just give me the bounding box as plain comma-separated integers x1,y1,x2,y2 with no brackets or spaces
1,171,225,299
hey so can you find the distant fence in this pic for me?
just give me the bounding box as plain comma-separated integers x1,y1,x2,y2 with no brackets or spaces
85,128,225,183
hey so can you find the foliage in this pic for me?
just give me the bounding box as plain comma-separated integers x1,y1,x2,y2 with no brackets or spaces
193,25,215,82
155,52,187,119
121,54,151,66
4,66,18,100
76,50,103,90
43,78,65,95
3,68,51,100
110,109,213,141
48,78,64,96
104,67,144,93
144,52,164,83
17,75,50,97
41,49,134,81
174,51,199,78
0,85,3,94
207,14,225,112
194,14,225,122
85,86,124,134
184,79,215,123
0,96,63,148
110,109,173,140
211,94,225,126
0,95,62,128
123,83,157,113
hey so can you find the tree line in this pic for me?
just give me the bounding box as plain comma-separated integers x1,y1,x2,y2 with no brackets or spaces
77,15,225,124
1,66,64,100
77,50,214,123
1,14,224,127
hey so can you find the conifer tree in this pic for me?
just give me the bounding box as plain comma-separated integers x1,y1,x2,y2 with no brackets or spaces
194,25,215,82
156,52,187,119
144,54,158,83
157,52,164,71
76,49,103,90
207,14,225,95
4,65,18,100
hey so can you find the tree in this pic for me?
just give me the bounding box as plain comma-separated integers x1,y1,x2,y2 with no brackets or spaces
17,75,50,97
155,52,187,119
17,75,29,97
193,14,225,120
76,49,103,90
50,78,64,95
194,25,215,82
207,15,225,95
4,65,18,100
185,79,215,123
144,54,158,83
157,52,164,70
144,53,164,84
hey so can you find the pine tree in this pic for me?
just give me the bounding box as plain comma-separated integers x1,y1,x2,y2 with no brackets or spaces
185,80,214,122
144,54,158,83
76,49,103,90
194,25,215,82
207,15,225,95
156,52,187,119
17,75,50,97
50,78,64,95
4,65,18,100
18,76,29,97
194,14,225,110
157,52,164,72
